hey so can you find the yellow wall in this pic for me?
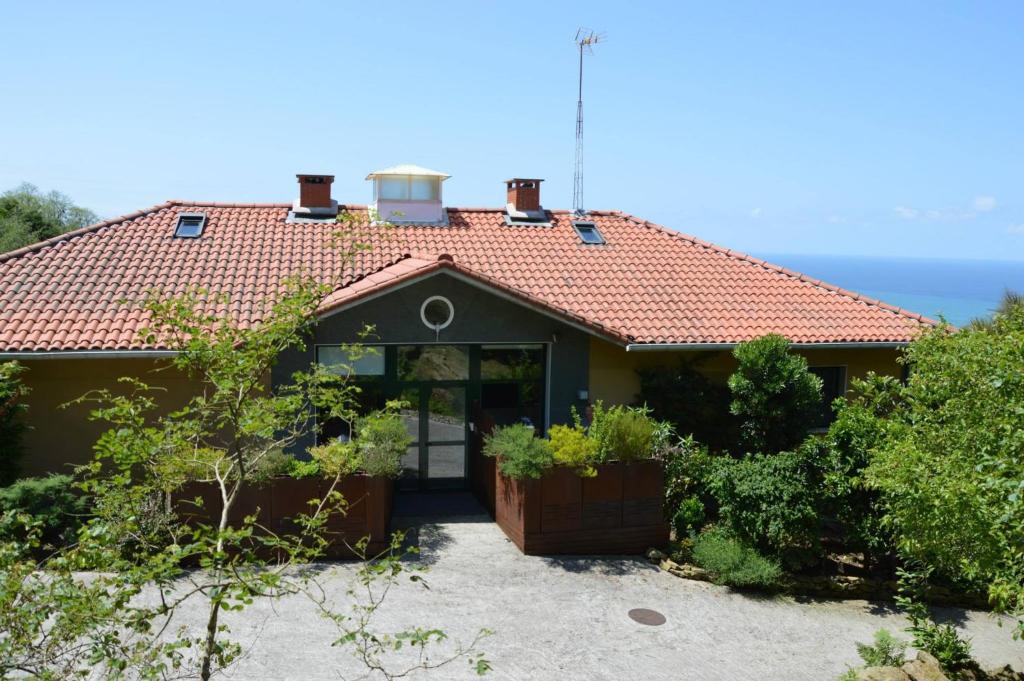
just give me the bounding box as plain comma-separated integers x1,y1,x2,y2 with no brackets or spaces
588,337,903,407
15,358,198,477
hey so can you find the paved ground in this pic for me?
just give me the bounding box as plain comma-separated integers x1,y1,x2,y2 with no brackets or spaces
158,494,1024,681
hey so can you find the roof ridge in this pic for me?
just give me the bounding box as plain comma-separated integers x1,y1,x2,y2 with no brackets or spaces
0,200,179,264
615,211,939,327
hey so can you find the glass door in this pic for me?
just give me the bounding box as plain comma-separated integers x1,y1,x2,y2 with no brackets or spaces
397,384,468,490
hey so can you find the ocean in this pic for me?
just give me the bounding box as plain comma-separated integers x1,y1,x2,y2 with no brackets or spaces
759,254,1024,328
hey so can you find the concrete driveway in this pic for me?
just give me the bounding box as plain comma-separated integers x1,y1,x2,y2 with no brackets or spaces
175,494,1023,681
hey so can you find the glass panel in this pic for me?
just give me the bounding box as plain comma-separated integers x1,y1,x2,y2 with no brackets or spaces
480,345,544,381
808,366,846,428
317,345,385,376
317,383,385,444
427,387,465,441
427,444,465,479
400,445,420,481
378,176,408,200
397,387,420,442
410,177,438,200
397,345,469,381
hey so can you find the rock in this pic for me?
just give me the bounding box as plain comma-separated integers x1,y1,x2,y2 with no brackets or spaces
916,651,942,669
901,658,949,681
858,667,911,681
984,665,1024,681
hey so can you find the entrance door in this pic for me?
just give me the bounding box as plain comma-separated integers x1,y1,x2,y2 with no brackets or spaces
398,385,468,490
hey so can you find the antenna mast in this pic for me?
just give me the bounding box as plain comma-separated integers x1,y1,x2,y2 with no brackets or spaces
573,28,603,216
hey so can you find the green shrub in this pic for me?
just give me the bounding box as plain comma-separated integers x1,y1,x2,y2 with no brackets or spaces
691,526,782,588
671,496,706,537
251,448,295,481
0,475,89,550
855,629,907,667
662,436,716,518
548,423,598,477
707,448,821,566
484,424,553,480
356,410,411,478
637,355,736,452
0,361,29,486
897,569,974,673
589,402,657,462
728,334,822,454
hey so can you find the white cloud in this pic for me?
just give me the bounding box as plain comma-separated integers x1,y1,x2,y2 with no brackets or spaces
1007,224,1024,235
749,207,762,218
894,206,919,220
973,196,997,212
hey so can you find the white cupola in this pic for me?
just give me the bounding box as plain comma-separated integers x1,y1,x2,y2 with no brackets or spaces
365,164,450,224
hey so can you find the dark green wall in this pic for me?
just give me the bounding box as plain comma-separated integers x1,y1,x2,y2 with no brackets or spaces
272,272,592,454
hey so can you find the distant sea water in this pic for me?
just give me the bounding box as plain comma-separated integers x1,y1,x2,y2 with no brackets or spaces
759,254,1024,328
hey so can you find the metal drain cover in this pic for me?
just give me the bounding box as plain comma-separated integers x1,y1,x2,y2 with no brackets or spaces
628,608,666,626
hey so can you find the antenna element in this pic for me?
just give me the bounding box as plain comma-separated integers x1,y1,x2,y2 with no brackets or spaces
573,29,604,216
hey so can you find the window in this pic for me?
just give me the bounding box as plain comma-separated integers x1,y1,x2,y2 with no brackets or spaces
572,221,605,245
420,296,454,331
174,212,206,238
317,345,385,376
377,176,439,201
809,366,847,429
397,345,469,381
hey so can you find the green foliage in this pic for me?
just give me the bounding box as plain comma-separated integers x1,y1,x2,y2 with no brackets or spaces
855,629,907,668
816,374,902,566
863,307,1024,634
483,424,553,480
355,405,411,478
588,401,658,463
728,334,823,454
691,526,783,588
636,354,735,451
0,475,89,551
0,361,29,486
662,436,715,516
0,183,98,253
896,568,974,672
548,423,598,477
671,496,705,537
707,448,821,566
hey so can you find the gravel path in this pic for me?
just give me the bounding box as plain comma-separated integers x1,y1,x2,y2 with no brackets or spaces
147,501,1024,681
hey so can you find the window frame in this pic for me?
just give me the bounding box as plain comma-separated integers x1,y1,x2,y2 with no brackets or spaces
807,364,848,431
174,212,206,239
572,220,606,245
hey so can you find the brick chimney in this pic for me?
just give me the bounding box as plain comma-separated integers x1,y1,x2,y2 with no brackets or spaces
293,174,337,216
506,178,543,212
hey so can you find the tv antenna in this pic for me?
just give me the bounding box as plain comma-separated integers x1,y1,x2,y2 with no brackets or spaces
573,28,604,216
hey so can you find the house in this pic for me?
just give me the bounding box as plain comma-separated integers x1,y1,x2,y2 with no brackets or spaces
0,168,933,488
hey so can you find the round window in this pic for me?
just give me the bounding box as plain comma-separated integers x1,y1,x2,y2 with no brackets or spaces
420,296,454,331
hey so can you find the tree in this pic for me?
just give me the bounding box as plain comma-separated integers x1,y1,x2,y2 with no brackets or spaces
728,334,822,454
864,305,1024,636
0,361,29,486
1,278,490,679
0,183,98,253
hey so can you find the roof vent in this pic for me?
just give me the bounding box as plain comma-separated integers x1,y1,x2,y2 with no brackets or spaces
293,174,338,218
366,164,449,224
504,178,550,226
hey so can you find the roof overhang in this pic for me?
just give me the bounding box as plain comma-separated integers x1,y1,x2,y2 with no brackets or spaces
625,341,909,352
0,350,180,359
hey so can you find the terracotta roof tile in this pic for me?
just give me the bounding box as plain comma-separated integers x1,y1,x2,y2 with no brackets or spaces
0,202,934,352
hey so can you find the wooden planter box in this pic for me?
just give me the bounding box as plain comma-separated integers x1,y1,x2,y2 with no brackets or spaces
495,460,669,555
174,475,394,559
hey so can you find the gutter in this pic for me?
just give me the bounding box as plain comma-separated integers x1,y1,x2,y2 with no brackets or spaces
625,341,909,352
0,350,179,360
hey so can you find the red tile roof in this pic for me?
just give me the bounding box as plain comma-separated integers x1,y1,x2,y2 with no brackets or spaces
0,201,934,352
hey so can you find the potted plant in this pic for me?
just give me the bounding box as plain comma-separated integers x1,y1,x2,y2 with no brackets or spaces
484,404,670,555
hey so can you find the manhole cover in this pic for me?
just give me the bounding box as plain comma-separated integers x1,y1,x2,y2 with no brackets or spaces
628,608,666,626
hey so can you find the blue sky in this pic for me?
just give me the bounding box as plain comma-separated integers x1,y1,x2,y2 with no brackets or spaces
1,1,1022,261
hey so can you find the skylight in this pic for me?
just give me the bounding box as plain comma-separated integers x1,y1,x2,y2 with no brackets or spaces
572,221,605,245
174,212,206,238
